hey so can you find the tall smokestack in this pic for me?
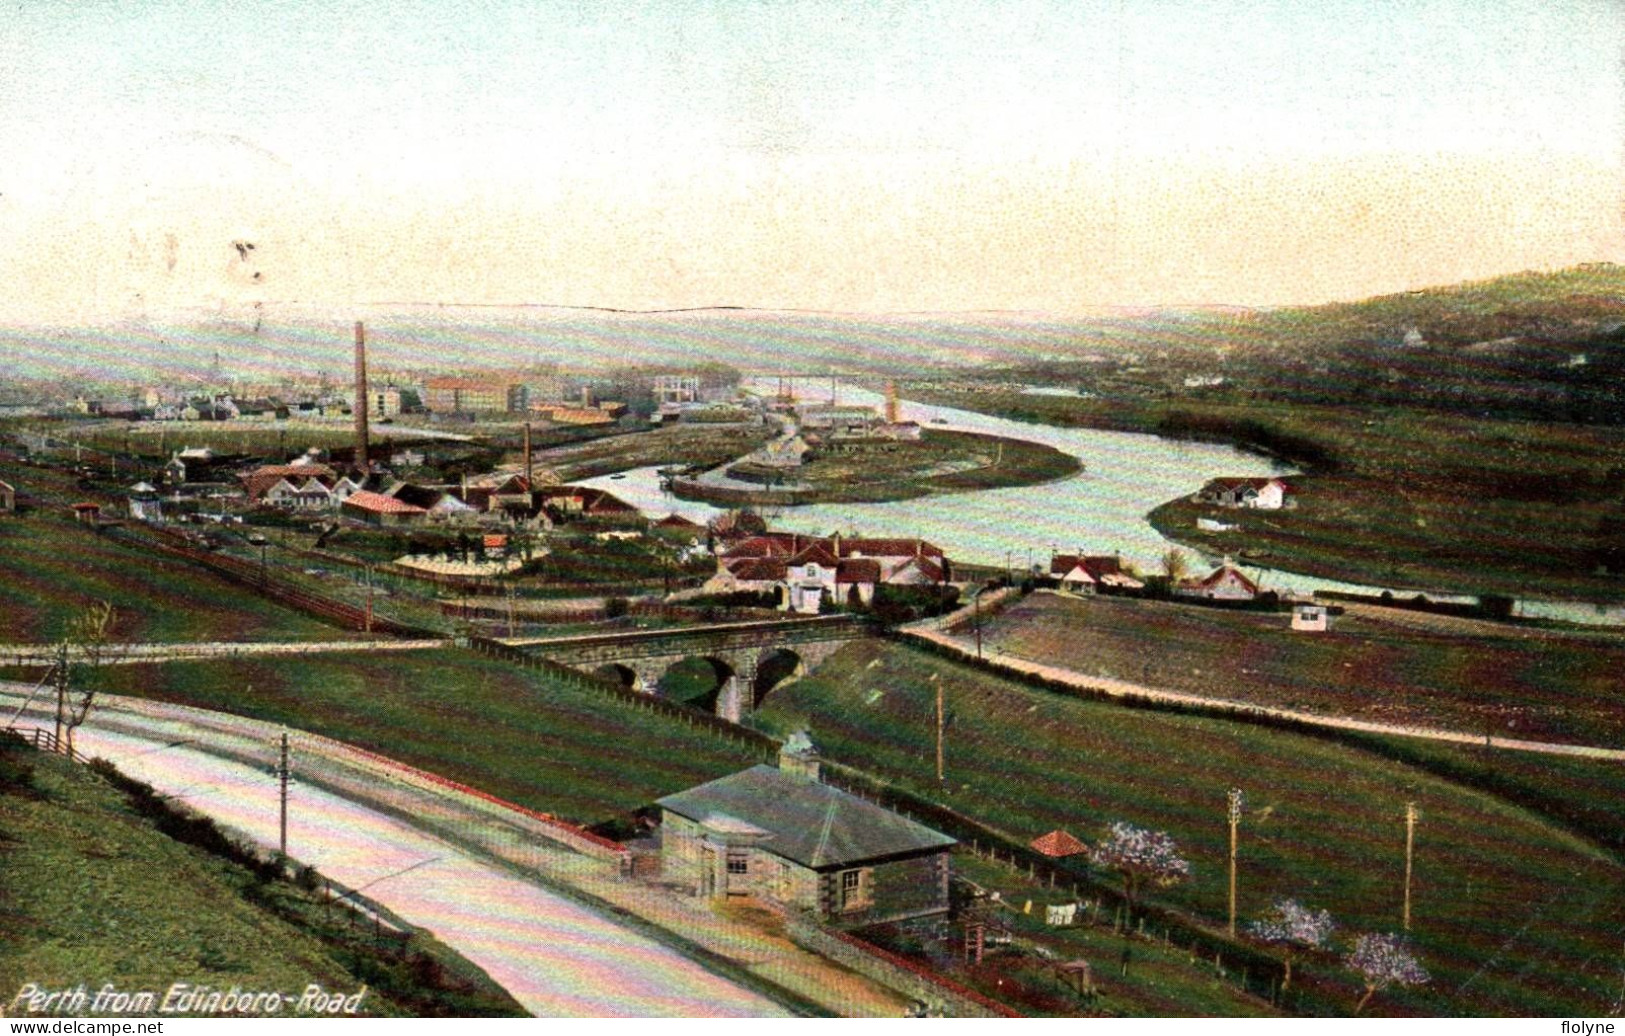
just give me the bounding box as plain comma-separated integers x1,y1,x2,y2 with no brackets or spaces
523,422,533,487
885,380,899,424
353,321,370,471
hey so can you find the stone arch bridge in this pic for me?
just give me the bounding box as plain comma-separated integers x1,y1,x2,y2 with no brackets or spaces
504,615,878,721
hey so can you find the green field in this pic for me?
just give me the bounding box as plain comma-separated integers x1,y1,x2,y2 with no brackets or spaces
0,510,349,645
65,650,759,825
0,740,523,1016
748,639,1625,1016
980,592,1625,746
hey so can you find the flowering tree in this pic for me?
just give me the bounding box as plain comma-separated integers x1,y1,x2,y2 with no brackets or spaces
1247,898,1335,991
1345,932,1429,1015
1091,821,1191,917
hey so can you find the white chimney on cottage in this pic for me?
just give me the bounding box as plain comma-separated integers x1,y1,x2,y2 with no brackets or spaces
778,730,821,782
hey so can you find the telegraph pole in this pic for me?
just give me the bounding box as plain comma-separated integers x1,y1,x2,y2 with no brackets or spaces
1227,787,1244,936
974,588,983,660
52,643,69,751
1403,801,1418,931
272,730,293,868
365,565,375,634
933,674,945,782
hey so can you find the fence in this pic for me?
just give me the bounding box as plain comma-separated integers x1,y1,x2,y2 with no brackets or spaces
783,915,1020,1018
107,524,439,639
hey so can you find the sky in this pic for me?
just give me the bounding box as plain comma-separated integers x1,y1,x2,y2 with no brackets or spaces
1,0,1621,324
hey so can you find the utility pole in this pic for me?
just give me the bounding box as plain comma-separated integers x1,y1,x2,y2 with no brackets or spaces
506,583,516,638
365,565,375,634
973,588,983,660
933,674,945,782
1227,787,1244,936
52,643,69,752
1403,801,1418,931
271,729,293,868
259,541,268,589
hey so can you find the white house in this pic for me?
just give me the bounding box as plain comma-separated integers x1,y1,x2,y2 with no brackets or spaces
1291,602,1330,632
1195,477,1295,510
1174,560,1261,602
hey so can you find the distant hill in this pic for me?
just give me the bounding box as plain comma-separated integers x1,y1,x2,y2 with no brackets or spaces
1216,264,1625,423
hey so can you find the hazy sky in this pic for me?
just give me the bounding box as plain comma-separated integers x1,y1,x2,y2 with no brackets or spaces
2,0,1621,322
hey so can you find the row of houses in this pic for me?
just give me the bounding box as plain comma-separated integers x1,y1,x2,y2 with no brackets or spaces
705,531,950,613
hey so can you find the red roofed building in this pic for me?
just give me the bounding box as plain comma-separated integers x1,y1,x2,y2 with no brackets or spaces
707,530,950,613
1030,829,1089,858
1174,559,1261,602
341,489,427,527
1049,554,1145,594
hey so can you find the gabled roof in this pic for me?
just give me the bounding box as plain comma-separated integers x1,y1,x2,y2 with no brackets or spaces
656,513,702,529
788,543,840,568
890,555,946,583
836,558,881,584
1030,829,1089,858
1181,564,1261,595
838,537,944,561
657,765,955,870
342,490,427,516
728,557,788,582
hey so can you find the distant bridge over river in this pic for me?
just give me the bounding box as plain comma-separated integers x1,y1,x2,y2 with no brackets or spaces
502,615,877,721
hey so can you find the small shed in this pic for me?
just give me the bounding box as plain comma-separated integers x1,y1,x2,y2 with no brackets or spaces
1291,602,1331,632
70,502,101,524
0,479,14,513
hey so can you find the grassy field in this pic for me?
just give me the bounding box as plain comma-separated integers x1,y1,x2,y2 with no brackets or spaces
59,650,759,826
748,639,1625,1016
534,422,776,481
0,511,350,645
903,388,1625,604
978,592,1625,746
0,740,523,1016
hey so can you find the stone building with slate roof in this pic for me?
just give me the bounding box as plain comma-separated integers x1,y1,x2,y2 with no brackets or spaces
656,734,955,925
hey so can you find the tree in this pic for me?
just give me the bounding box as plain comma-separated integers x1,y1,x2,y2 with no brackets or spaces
1160,547,1192,586
1091,821,1191,918
1248,898,1335,991
55,600,117,758
1345,932,1429,1015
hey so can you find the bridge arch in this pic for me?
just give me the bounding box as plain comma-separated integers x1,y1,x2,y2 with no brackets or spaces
657,655,736,714
753,647,806,708
593,663,639,690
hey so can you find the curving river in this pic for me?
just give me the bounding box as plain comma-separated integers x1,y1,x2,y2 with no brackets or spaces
578,380,1625,626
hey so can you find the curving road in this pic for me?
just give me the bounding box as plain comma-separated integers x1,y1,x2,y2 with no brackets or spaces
1,697,787,1018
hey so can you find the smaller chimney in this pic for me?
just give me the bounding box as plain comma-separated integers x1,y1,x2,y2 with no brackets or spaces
778,731,821,782
581,385,592,408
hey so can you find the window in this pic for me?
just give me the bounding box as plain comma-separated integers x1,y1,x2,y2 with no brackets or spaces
727,852,749,875
840,868,870,910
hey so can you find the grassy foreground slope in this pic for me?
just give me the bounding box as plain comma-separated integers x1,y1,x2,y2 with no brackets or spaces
0,739,523,1016
750,639,1625,1017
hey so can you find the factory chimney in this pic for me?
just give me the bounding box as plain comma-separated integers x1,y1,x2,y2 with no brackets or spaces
523,422,533,487
885,380,899,424
353,321,370,471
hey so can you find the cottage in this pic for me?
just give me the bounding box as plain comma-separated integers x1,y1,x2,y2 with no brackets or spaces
163,454,187,486
709,533,950,613
1194,477,1295,510
1174,560,1261,602
656,734,955,924
1049,554,1144,594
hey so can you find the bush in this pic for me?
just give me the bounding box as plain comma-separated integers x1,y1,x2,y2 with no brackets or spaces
604,596,630,619
0,731,37,793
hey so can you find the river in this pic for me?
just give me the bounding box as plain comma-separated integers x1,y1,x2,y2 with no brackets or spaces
577,380,1624,627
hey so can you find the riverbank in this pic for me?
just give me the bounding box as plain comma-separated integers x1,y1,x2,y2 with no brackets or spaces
898,384,1625,605
670,429,1081,506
